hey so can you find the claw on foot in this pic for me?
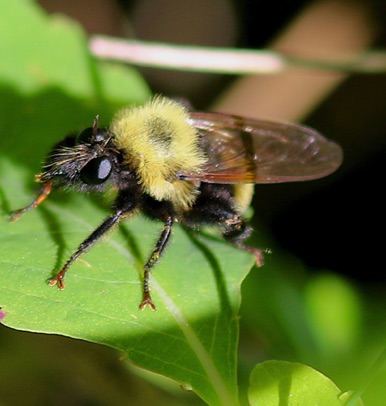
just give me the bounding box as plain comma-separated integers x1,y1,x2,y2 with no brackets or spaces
139,293,157,311
48,273,66,290
7,210,24,223
255,248,272,267
255,249,265,267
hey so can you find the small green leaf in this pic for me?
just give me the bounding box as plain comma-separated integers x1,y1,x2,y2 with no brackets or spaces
248,360,356,406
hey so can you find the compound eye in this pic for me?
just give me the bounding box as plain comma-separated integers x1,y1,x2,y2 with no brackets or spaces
80,157,112,185
76,127,94,144
76,127,107,144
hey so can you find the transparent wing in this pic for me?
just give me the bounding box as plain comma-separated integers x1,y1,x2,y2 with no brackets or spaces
179,112,343,184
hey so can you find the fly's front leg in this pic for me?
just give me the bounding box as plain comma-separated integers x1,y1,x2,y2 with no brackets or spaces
49,209,129,289
8,180,52,222
49,187,140,290
139,217,173,311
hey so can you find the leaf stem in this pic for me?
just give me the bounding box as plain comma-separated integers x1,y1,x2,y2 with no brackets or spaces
153,278,238,406
344,347,386,406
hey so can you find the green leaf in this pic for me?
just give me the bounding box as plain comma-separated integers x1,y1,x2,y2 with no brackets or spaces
248,360,363,406
0,0,150,172
1,158,253,405
0,1,255,404
0,0,149,101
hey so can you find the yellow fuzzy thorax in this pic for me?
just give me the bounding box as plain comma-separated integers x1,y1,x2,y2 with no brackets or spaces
110,97,206,208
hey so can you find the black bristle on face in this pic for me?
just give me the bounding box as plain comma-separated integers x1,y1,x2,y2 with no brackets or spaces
38,126,124,192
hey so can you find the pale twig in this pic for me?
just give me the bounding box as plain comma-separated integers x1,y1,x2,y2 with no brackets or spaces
90,36,386,75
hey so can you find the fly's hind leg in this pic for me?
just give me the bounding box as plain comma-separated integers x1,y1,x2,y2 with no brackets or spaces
182,183,264,266
221,215,264,267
